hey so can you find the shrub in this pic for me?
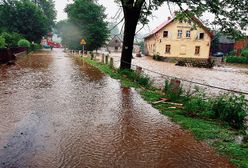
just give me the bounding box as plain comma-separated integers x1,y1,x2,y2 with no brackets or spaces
241,49,248,58
0,36,6,48
225,56,248,64
18,39,30,48
227,50,237,56
118,69,152,88
184,93,213,118
153,53,163,61
211,94,247,129
164,79,183,101
1,32,23,48
175,58,214,68
30,43,42,51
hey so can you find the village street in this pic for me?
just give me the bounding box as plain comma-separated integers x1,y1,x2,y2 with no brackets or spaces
102,52,248,97
0,49,234,168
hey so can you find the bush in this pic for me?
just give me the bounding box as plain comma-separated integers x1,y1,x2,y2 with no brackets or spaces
1,32,23,48
241,49,248,58
18,39,30,48
118,69,152,88
0,36,6,48
184,92,213,118
30,43,42,51
211,94,247,129
225,56,248,64
164,79,183,101
153,53,163,61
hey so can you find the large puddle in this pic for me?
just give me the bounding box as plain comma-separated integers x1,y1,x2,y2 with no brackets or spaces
0,49,234,167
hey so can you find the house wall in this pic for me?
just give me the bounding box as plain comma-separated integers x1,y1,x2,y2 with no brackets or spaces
144,20,211,59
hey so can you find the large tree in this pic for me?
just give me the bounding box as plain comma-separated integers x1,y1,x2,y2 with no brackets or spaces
0,0,56,42
115,0,248,69
65,0,109,51
32,0,57,30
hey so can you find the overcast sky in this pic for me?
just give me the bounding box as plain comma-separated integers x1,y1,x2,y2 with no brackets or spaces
54,0,181,34
54,0,216,36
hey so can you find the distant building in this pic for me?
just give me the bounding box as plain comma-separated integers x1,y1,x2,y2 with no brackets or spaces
107,35,141,53
211,34,235,55
234,37,248,56
144,15,213,59
107,35,123,52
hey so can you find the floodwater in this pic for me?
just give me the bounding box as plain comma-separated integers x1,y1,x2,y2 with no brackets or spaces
0,49,234,168
107,52,248,97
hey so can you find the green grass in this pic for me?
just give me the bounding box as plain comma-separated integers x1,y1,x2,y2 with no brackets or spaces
79,55,248,168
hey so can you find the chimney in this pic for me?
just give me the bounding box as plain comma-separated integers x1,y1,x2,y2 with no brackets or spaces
168,16,171,21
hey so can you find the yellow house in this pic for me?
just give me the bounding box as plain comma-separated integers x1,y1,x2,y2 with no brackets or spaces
144,16,213,59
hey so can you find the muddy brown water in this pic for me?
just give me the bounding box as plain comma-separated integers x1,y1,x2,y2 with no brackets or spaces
0,49,234,168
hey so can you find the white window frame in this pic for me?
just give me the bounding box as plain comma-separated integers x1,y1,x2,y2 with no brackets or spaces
186,31,191,38
178,30,182,39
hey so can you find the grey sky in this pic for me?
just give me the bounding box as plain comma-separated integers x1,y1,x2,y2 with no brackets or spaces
54,0,215,35
55,0,177,34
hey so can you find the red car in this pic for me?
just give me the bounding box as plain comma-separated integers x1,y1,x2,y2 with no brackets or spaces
47,41,62,48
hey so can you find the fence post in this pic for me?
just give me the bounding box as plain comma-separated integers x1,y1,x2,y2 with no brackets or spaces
90,52,94,60
105,54,109,64
101,54,105,63
110,57,114,68
136,66,142,74
170,79,181,93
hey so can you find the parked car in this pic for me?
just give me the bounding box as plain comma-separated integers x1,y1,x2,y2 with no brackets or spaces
213,52,224,57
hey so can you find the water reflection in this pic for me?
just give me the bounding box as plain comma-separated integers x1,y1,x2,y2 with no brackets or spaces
0,49,234,168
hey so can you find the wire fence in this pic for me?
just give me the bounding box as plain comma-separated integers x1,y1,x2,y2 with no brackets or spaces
67,50,248,100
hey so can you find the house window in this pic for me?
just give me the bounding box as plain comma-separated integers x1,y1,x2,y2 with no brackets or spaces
186,31,191,38
199,33,204,40
115,40,118,43
163,31,168,38
188,20,192,24
179,20,183,23
178,30,182,39
195,46,200,55
165,45,171,53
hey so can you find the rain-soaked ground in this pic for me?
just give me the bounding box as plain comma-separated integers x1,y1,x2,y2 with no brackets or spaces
104,52,248,97
0,49,234,168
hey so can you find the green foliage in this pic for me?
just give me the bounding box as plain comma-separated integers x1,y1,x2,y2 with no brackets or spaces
184,93,213,118
241,49,248,58
32,0,57,30
0,32,23,48
64,0,109,51
212,94,247,129
0,0,55,42
163,80,183,101
18,39,31,48
184,92,248,129
0,36,6,48
30,43,42,51
118,69,152,88
153,53,163,61
226,56,248,64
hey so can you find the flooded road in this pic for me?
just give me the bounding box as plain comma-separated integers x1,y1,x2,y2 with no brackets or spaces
106,52,248,97
0,49,234,168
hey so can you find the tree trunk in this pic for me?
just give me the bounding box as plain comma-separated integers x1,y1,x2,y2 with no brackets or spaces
120,10,140,69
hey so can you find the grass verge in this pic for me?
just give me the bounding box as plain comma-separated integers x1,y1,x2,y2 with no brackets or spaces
79,56,248,168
